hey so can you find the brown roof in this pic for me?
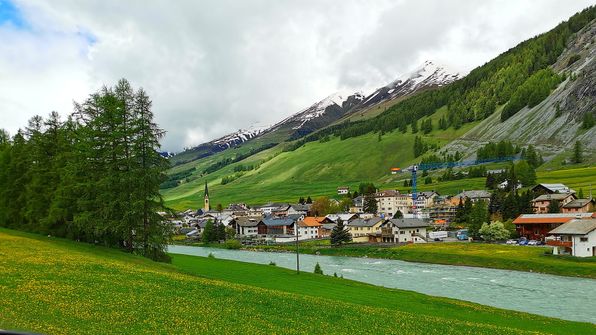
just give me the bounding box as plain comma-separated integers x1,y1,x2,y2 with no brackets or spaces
299,217,325,227
513,213,595,225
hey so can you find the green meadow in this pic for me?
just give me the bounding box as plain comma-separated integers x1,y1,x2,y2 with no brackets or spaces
2,228,595,334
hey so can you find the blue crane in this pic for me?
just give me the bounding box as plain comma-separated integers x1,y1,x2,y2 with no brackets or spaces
397,156,518,212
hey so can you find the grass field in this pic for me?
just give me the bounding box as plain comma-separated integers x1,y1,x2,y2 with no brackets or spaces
242,241,596,279
2,228,595,334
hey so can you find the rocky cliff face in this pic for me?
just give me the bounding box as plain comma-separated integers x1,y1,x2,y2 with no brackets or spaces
443,20,596,161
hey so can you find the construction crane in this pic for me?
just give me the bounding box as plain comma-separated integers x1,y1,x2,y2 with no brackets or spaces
393,156,518,214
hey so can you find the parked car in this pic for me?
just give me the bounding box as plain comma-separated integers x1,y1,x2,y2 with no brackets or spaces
528,240,539,246
518,238,529,246
506,239,518,245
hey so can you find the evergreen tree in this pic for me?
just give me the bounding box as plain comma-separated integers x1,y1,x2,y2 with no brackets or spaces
411,119,418,133
578,188,584,199
314,262,323,275
298,197,305,204
202,220,216,243
548,199,561,213
573,141,583,164
306,196,312,204
363,195,378,213
215,222,226,242
393,210,403,219
468,201,489,239
330,219,352,246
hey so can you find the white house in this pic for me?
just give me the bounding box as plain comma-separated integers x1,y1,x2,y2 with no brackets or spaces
381,218,430,243
548,219,596,257
233,217,262,237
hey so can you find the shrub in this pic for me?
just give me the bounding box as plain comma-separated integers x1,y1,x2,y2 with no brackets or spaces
207,252,215,259
314,262,323,275
269,261,276,266
224,239,242,249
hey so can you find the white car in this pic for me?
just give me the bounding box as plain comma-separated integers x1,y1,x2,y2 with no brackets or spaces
506,239,518,245
527,240,539,246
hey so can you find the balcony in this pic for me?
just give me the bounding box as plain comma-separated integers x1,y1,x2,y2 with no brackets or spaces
546,240,572,247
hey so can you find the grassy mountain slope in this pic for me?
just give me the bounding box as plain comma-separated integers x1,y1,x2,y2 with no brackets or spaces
2,228,594,335
163,10,596,210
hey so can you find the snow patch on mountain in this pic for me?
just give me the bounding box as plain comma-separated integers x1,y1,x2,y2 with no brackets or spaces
213,124,270,148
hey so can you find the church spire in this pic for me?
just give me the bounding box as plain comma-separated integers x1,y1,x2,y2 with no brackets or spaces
204,181,210,212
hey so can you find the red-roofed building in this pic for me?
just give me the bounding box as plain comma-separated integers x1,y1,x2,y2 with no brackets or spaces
513,213,596,240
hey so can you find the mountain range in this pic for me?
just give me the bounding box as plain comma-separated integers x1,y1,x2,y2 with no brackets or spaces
163,7,596,210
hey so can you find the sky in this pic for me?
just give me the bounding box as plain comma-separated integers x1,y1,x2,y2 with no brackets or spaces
0,0,593,152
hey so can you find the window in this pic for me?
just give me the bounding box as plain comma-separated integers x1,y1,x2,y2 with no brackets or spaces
580,237,588,242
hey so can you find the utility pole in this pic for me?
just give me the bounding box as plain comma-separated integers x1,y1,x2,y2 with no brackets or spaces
295,220,300,274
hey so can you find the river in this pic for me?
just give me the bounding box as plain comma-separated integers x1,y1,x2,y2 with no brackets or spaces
168,245,596,323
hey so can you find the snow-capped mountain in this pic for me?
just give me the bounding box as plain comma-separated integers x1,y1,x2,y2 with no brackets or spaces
359,61,459,109
269,91,364,133
212,124,269,148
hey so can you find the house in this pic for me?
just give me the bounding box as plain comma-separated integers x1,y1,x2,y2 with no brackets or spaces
375,190,412,218
561,199,595,213
297,217,328,239
258,203,290,216
261,216,297,236
532,183,575,195
547,219,596,257
288,203,310,216
350,196,364,213
381,218,430,243
531,193,576,214
390,167,401,174
347,217,385,242
415,191,439,209
232,217,263,237
337,186,350,195
320,223,337,237
452,190,491,204
513,213,596,240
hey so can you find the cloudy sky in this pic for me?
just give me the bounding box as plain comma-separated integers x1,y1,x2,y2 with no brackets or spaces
0,0,593,151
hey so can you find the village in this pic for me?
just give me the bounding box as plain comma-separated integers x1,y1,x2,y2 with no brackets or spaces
172,181,596,258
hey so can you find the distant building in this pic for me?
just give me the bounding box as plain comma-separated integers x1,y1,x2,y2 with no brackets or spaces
381,219,430,243
452,190,491,204
561,199,595,214
337,186,350,195
513,212,595,241
531,183,575,195
350,196,364,214
346,217,385,242
233,217,263,237
548,219,596,257
375,190,412,218
531,193,576,213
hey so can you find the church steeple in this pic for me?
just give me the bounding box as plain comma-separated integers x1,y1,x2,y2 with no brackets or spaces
204,181,210,212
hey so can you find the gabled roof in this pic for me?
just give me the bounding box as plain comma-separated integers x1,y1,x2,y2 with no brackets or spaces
562,199,595,208
455,190,491,199
387,218,431,228
513,213,595,225
532,183,575,194
532,193,575,202
290,203,310,211
300,217,327,227
375,190,399,198
348,217,385,227
549,219,596,235
418,191,439,198
263,217,296,227
235,217,262,227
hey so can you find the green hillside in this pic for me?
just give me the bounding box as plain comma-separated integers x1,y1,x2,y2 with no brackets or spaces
2,228,595,335
163,8,596,210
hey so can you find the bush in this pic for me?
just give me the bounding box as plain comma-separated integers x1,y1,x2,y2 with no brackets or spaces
314,262,323,275
207,252,215,259
269,261,276,266
224,239,242,249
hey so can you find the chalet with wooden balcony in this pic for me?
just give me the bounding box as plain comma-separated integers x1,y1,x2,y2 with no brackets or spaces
548,219,596,257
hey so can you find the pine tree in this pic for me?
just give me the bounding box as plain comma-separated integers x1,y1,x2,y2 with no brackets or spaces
363,195,378,213
548,199,561,213
314,262,323,275
578,188,584,199
573,141,583,164
330,219,352,246
202,220,216,243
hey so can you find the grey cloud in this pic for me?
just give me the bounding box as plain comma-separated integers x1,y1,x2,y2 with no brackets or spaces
1,0,594,151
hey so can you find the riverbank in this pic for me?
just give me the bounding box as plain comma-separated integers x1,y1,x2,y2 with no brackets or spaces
4,228,594,334
175,239,596,278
